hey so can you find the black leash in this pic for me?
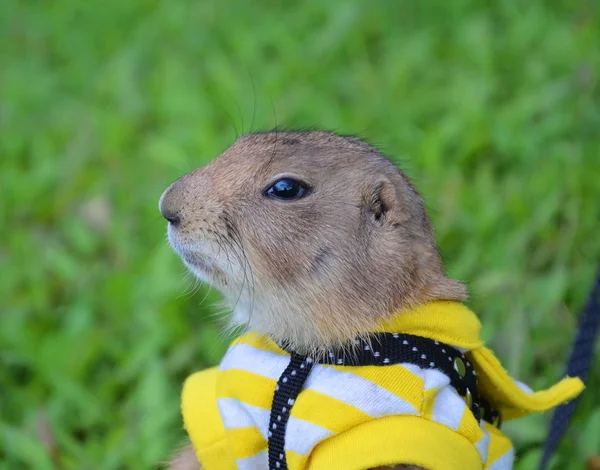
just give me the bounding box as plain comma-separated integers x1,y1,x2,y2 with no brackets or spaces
538,267,600,470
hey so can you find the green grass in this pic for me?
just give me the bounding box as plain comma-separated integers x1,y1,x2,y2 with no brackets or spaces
1,1,599,468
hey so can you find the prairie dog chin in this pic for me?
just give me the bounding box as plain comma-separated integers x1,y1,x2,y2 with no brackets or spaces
159,131,466,355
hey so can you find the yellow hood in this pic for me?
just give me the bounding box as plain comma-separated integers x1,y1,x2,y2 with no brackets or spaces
374,301,584,420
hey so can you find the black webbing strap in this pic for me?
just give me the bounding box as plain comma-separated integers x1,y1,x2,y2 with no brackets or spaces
268,333,500,470
538,267,600,470
267,353,314,470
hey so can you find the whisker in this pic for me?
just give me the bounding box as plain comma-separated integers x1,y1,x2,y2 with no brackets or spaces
249,70,257,133
228,224,256,332
177,268,202,300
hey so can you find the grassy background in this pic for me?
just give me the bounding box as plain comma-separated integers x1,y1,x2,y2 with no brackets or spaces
2,1,599,468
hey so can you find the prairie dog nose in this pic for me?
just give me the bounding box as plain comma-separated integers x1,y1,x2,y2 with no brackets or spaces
159,183,182,226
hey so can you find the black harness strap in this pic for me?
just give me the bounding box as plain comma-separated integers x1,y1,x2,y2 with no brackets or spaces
267,354,314,470
539,267,600,470
268,333,500,470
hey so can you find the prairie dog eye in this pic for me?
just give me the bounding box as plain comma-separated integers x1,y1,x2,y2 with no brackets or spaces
264,178,309,201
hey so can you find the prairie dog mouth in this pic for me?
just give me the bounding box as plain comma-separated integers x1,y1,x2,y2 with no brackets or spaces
179,250,224,286
182,254,214,274
167,228,216,275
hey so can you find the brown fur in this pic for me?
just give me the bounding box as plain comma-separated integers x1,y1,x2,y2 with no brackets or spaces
167,444,201,470
160,131,468,469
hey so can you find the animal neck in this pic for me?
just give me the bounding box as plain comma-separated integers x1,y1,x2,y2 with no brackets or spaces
233,300,481,358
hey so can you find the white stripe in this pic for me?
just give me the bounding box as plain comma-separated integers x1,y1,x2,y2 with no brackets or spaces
474,425,490,464
219,343,288,380
217,398,334,457
431,386,467,431
487,446,514,470
236,450,268,470
285,416,333,455
304,364,419,418
397,362,425,377
217,398,270,437
421,367,451,390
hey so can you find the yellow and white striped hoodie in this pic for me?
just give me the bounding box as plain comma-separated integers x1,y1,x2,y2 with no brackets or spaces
181,301,583,470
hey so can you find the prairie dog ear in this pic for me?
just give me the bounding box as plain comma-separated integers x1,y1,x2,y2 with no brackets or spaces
364,179,397,226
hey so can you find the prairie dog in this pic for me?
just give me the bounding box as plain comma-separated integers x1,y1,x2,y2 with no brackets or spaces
160,131,467,469
160,131,466,352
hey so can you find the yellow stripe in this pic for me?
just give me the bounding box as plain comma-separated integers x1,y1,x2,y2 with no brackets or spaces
483,423,513,468
286,450,308,469
456,401,484,445
291,388,371,433
234,331,287,355
421,387,440,420
334,364,424,410
217,369,276,409
224,426,267,460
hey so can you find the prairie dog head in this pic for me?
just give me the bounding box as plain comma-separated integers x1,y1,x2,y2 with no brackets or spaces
159,131,466,353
